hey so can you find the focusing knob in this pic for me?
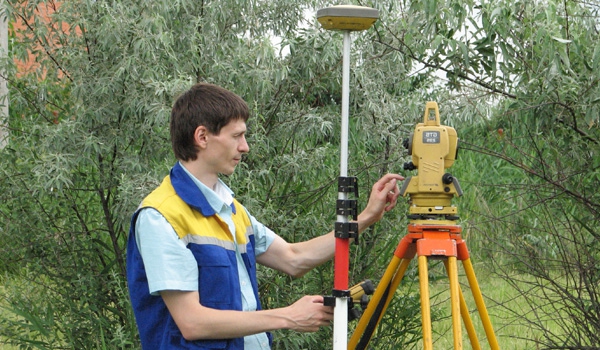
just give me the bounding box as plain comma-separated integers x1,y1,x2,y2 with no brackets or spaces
442,173,454,184
403,133,414,155
404,162,416,171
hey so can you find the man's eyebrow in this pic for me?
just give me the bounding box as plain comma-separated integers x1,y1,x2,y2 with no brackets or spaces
233,128,247,136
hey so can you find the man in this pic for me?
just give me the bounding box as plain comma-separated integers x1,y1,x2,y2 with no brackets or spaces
127,83,404,349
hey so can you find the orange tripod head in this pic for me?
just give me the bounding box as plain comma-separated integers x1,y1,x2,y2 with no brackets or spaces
399,102,463,221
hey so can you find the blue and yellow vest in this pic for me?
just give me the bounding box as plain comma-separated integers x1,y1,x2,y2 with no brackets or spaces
127,163,268,349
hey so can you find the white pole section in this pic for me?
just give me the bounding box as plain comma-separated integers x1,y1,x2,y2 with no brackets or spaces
339,30,351,179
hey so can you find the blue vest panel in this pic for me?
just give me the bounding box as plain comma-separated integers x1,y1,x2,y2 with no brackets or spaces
127,164,268,349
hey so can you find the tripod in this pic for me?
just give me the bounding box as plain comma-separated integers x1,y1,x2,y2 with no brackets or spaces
348,221,500,349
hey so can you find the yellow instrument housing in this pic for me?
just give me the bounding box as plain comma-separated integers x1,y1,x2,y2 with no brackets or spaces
400,102,461,218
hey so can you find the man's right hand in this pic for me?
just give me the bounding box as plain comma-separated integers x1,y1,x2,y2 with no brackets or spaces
284,295,334,332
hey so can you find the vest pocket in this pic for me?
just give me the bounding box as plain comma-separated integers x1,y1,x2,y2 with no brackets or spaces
167,330,229,349
195,247,235,307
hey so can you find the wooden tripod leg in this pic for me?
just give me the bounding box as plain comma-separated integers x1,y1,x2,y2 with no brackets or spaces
350,234,414,350
446,256,463,349
458,286,482,350
445,259,481,348
445,255,483,349
418,255,433,350
384,258,411,317
349,254,401,349
349,256,413,350
462,258,500,350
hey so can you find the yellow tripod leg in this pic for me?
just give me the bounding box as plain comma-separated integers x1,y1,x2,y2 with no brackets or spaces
384,258,411,317
446,257,462,349
349,256,411,350
462,258,500,350
418,255,433,350
459,287,481,350
444,259,480,349
349,254,399,348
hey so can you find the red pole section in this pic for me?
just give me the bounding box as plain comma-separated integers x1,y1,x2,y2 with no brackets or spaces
334,238,350,289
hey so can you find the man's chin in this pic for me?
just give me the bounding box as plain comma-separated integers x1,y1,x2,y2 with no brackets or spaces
219,168,236,176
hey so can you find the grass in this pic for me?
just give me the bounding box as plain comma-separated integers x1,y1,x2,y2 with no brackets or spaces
0,260,572,349
0,284,19,350
421,260,563,349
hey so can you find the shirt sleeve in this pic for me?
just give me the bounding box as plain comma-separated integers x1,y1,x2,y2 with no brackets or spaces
135,208,199,295
247,213,276,256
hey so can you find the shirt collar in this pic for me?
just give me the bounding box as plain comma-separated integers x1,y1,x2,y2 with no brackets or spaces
170,162,236,216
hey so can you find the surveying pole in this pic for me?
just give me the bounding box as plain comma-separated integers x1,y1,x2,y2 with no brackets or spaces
316,5,378,350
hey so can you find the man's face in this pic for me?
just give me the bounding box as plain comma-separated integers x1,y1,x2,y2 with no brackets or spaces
203,119,249,176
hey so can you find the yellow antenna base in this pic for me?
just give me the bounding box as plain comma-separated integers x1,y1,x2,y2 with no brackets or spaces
317,5,379,31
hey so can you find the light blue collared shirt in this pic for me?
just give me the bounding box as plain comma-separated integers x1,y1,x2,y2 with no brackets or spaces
135,163,275,349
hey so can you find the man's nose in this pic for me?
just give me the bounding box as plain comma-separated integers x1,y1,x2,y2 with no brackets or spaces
239,136,249,153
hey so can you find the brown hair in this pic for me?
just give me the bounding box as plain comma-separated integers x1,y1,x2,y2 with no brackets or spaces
170,83,249,161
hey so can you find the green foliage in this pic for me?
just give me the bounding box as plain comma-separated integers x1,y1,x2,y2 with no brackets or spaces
2,0,600,348
370,0,600,347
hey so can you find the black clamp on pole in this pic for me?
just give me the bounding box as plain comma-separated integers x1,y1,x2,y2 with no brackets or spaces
336,199,358,219
335,222,359,243
336,176,360,244
338,176,359,197
324,289,351,307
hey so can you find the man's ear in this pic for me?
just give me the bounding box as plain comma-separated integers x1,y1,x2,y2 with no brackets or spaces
194,126,208,149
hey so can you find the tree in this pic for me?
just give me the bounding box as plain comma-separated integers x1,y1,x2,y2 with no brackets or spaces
376,0,600,347
2,0,599,349
0,0,421,348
